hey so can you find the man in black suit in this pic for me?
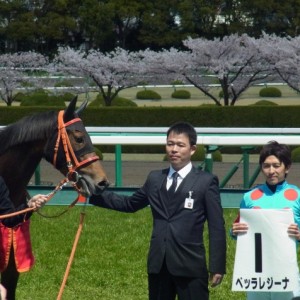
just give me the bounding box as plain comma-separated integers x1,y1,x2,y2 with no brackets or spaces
89,121,226,300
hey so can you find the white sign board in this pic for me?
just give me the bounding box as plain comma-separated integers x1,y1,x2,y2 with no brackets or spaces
232,209,299,292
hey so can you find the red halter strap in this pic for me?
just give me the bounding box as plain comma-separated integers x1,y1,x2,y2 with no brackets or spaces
53,110,99,183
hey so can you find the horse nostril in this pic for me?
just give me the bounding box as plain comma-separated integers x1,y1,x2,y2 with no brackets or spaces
98,180,109,189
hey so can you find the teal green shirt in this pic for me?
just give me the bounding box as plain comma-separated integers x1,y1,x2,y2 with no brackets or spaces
241,181,300,228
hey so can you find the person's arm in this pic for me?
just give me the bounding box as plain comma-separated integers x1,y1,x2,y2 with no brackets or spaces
0,183,47,228
205,175,226,280
89,184,150,213
0,178,28,227
290,196,300,241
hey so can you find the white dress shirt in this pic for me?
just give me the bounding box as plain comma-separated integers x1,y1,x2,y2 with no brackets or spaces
167,162,192,191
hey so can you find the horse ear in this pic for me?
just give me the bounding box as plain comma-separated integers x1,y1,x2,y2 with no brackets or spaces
64,96,78,121
75,100,88,116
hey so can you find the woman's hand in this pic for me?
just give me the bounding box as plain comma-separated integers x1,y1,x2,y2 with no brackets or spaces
27,194,48,211
0,283,6,300
232,222,249,236
287,223,300,241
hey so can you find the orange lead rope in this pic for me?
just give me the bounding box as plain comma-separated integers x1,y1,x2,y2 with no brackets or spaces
0,178,70,220
56,211,86,300
0,109,97,298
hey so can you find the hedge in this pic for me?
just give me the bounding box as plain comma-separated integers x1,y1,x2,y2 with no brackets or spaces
259,87,282,97
2,105,300,154
80,106,300,127
136,90,161,100
171,89,191,99
1,105,300,128
89,95,137,107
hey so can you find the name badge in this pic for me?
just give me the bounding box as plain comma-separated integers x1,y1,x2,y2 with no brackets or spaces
184,191,194,209
184,198,194,209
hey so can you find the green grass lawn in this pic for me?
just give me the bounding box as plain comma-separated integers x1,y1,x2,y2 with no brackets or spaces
18,204,300,299
117,84,300,106
73,84,300,107
15,206,248,300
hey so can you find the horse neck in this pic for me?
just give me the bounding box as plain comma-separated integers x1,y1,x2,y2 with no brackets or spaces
0,141,45,207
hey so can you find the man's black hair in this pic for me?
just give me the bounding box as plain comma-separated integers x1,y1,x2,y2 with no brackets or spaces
167,122,197,146
259,140,291,168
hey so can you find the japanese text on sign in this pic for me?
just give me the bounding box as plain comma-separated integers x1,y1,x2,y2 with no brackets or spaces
232,209,298,292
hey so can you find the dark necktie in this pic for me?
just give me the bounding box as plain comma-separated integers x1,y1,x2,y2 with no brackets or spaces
168,172,179,198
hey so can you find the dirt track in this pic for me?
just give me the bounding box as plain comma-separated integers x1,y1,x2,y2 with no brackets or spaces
31,157,300,189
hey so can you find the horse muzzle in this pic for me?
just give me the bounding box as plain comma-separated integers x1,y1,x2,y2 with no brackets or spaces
75,174,109,197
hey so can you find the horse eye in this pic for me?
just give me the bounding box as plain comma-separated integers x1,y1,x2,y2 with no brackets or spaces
75,137,84,143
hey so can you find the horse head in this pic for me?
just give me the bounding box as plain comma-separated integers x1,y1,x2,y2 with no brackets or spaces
44,97,109,196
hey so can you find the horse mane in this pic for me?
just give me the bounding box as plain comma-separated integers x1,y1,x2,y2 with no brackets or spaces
0,111,58,155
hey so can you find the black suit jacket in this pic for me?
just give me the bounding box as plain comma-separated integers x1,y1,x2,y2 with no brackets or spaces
89,166,226,278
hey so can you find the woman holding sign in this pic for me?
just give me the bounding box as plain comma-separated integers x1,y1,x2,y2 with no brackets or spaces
231,141,300,300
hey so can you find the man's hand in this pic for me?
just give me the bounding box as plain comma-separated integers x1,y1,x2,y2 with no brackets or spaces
210,273,224,287
288,223,300,241
231,222,248,236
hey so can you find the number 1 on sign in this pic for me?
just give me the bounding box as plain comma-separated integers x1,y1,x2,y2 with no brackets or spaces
255,233,262,273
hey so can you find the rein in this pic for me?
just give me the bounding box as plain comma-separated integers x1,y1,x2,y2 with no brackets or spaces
36,179,84,219
0,178,80,220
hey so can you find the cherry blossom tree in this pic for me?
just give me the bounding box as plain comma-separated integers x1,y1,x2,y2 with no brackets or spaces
138,47,189,85
259,33,300,94
54,34,294,107
55,47,144,106
182,34,274,106
141,34,273,106
0,52,48,106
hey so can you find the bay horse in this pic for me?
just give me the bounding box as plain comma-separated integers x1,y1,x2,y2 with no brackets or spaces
0,97,109,299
